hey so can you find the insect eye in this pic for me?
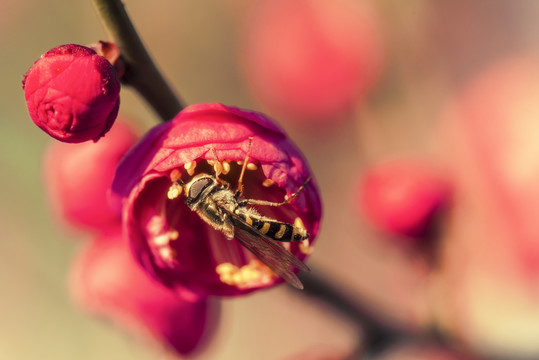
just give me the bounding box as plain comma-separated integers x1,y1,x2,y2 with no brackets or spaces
187,177,214,201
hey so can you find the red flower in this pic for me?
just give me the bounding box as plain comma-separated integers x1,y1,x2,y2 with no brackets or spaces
23,44,120,143
112,103,322,296
43,121,138,233
359,159,451,240
69,228,218,355
241,0,385,125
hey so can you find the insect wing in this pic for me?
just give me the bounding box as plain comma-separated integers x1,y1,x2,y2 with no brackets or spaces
231,216,309,290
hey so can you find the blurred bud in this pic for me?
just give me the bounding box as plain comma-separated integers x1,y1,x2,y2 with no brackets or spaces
69,229,218,355
43,121,138,233
359,159,451,240
242,0,385,125
23,44,120,143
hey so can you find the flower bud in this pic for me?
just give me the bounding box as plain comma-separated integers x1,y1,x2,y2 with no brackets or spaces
43,121,138,233
23,44,120,143
359,159,450,240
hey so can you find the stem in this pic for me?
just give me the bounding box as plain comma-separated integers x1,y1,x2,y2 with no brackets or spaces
296,270,447,357
91,0,183,121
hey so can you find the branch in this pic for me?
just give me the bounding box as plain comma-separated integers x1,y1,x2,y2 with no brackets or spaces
91,0,183,121
296,270,449,358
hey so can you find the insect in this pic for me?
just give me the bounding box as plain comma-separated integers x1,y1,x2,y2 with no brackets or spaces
172,138,311,289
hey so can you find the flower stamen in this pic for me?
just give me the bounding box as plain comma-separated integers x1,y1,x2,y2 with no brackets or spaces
299,239,313,255
184,161,197,176
215,260,277,288
262,178,275,187
167,183,183,200
222,160,231,175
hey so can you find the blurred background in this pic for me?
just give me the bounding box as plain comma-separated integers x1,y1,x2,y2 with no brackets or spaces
5,0,539,359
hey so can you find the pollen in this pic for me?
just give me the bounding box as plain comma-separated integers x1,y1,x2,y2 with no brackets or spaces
152,230,179,246
216,262,239,286
213,162,223,177
216,262,237,275
222,161,231,175
184,161,197,176
167,182,183,199
247,162,258,171
294,217,306,230
158,247,176,261
169,169,182,182
299,239,314,255
262,179,275,187
215,260,276,288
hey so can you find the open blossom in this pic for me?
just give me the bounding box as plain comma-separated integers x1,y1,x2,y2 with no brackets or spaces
112,103,322,296
23,44,120,143
43,121,138,233
69,228,218,355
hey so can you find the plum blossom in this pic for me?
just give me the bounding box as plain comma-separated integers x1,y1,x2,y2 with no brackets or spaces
112,103,322,296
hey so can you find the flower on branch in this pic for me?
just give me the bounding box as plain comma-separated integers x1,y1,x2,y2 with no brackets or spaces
112,103,322,296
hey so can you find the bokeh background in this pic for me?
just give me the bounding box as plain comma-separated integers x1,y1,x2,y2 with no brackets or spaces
4,0,539,359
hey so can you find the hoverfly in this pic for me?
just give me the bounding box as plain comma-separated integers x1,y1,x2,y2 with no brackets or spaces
170,138,311,289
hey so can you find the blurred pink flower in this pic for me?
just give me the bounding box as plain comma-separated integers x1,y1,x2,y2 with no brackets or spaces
434,55,539,357
241,0,385,125
375,343,475,360
23,44,120,143
359,159,451,240
283,345,351,360
43,121,138,233
112,103,322,296
69,228,218,355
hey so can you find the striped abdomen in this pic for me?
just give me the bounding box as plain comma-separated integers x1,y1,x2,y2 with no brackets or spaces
235,210,308,242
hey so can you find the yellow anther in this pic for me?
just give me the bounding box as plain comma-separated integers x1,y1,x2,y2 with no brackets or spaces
167,183,183,200
184,161,197,176
213,161,223,177
158,247,176,261
222,161,231,175
169,169,181,182
169,230,179,240
216,262,238,275
246,162,258,171
241,267,261,282
262,179,275,187
153,234,170,246
294,217,306,230
299,239,313,255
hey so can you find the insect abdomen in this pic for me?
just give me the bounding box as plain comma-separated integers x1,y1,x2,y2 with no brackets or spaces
237,211,308,242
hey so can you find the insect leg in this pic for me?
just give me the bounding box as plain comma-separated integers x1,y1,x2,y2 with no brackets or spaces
235,137,253,199
239,177,312,207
